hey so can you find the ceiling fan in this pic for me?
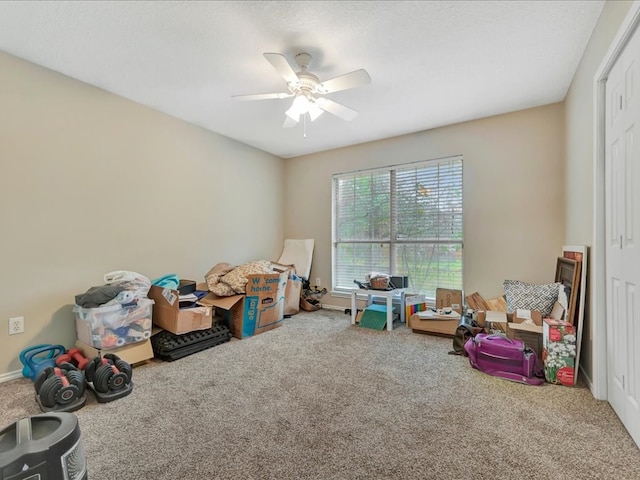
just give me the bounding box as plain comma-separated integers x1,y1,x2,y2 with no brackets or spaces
233,52,371,129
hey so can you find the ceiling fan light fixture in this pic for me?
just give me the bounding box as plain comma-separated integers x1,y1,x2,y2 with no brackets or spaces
285,95,308,121
308,100,324,122
284,107,300,122
286,94,325,122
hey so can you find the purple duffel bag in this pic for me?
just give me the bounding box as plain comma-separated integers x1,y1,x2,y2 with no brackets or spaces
464,333,544,386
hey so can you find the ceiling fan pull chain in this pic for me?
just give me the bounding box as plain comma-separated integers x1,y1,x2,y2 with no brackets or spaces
303,113,307,138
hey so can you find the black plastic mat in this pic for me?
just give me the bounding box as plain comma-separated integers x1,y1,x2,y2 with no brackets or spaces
151,324,232,361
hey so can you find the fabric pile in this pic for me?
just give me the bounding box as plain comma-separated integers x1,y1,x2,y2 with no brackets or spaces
205,260,273,297
75,271,151,308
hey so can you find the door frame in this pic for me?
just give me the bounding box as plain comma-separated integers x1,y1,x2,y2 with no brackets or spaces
592,1,640,400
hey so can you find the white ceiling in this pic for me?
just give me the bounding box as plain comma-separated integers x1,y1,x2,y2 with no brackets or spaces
0,1,604,159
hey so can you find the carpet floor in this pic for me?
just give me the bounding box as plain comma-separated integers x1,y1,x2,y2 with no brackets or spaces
1,309,639,479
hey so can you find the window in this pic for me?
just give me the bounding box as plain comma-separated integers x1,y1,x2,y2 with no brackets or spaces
332,155,463,298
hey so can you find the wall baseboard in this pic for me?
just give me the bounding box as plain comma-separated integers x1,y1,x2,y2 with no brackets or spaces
0,370,24,384
579,366,593,393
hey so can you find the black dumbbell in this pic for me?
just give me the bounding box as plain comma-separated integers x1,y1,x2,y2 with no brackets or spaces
90,354,132,393
34,364,85,408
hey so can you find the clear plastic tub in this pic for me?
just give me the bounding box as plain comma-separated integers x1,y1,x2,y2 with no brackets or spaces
73,298,154,349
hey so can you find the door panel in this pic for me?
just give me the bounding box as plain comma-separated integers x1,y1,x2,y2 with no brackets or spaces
605,20,640,447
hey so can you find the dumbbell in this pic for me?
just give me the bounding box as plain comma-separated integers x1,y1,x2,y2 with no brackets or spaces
34,362,85,408
55,347,91,370
84,354,132,393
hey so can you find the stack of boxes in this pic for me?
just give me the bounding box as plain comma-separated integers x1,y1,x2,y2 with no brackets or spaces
147,271,289,341
73,285,155,365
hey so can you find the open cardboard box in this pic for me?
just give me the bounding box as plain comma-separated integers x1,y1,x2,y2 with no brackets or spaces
75,338,154,366
409,313,459,336
507,308,544,357
507,323,543,358
508,308,543,326
147,285,213,335
198,271,288,339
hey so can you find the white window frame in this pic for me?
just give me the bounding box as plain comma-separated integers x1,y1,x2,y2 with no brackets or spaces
331,155,463,298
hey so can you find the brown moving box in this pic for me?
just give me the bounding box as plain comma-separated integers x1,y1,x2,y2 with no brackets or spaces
409,311,460,337
147,285,213,335
272,264,301,316
508,308,544,357
199,271,288,339
509,309,543,326
436,288,463,315
507,322,543,358
75,338,154,365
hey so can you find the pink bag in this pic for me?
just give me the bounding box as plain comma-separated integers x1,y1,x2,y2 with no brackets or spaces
464,334,544,386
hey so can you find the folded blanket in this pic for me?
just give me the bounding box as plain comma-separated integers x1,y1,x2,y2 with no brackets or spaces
205,260,272,296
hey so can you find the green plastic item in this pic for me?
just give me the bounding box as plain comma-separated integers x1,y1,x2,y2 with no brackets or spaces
359,304,395,330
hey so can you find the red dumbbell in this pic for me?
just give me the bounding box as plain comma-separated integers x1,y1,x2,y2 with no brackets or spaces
55,348,91,370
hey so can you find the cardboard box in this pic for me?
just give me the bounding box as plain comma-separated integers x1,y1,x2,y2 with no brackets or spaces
409,311,460,337
199,271,288,339
543,318,577,386
75,338,154,366
436,288,463,315
274,266,302,316
73,298,154,349
484,310,508,334
507,322,543,358
509,308,543,326
147,286,212,335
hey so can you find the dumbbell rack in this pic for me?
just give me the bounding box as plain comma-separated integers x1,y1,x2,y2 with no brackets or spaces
34,364,88,414
84,354,134,403
86,381,134,403
35,391,87,413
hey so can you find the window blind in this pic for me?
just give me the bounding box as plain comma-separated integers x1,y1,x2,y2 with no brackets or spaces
332,156,463,298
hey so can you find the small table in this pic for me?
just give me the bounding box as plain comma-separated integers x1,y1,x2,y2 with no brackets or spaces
350,288,406,331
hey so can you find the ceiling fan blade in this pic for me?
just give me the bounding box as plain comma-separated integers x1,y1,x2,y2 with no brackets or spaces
232,92,293,101
316,69,371,94
316,97,358,121
282,116,298,128
264,53,299,86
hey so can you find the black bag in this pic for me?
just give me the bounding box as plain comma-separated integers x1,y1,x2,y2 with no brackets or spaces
448,316,486,356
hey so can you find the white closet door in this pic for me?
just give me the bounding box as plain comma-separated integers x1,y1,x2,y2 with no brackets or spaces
605,20,640,448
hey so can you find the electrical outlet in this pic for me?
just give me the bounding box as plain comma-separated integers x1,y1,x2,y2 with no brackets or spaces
315,277,321,287
9,316,24,335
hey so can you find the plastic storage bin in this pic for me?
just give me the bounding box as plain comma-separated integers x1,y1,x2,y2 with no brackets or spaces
73,298,154,349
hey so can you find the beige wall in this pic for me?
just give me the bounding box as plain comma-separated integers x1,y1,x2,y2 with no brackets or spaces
0,51,285,376
284,103,566,308
2,1,631,384
564,1,634,386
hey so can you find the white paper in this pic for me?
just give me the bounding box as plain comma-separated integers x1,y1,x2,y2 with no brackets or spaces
485,311,507,323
